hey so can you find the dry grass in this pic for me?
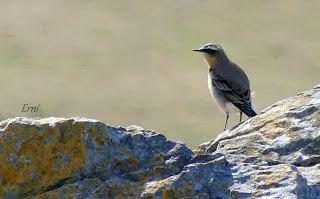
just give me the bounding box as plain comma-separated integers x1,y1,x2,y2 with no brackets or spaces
0,0,319,148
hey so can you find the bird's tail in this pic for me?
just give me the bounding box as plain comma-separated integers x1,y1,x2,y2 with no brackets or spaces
242,107,257,117
243,91,257,117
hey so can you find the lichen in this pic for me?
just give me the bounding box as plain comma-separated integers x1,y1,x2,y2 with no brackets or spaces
0,119,86,197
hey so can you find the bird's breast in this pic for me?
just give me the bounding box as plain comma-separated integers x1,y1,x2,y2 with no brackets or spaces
207,73,215,97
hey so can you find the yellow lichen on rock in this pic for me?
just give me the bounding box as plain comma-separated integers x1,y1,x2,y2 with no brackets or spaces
0,117,194,198
0,118,86,197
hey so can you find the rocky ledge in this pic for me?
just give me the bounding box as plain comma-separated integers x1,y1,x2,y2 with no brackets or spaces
0,85,319,199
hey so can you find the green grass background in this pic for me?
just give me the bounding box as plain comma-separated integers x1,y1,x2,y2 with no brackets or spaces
0,0,319,148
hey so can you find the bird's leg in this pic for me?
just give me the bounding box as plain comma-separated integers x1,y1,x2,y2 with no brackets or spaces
224,114,229,131
239,112,242,123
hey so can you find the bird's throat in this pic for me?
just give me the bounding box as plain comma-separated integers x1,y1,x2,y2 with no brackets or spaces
203,53,217,69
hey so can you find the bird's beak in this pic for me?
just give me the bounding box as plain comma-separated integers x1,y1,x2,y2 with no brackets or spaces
192,48,203,52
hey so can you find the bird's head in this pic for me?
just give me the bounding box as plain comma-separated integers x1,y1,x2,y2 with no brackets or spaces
193,43,226,68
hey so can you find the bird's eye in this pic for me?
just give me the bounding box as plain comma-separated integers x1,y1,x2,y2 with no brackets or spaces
206,49,217,55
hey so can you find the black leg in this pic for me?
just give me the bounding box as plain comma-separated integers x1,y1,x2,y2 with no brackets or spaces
239,112,242,123
224,114,229,131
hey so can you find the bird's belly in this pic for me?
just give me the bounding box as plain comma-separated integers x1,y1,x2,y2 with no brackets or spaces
208,75,238,114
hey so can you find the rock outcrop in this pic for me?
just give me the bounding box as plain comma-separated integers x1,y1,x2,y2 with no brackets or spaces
0,84,319,198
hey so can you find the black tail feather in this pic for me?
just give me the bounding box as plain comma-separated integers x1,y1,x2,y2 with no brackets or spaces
242,107,257,117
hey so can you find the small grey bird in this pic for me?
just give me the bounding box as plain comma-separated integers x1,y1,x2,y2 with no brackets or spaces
193,43,256,131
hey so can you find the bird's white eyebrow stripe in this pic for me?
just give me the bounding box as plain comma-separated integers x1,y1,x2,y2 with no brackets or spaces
204,43,223,50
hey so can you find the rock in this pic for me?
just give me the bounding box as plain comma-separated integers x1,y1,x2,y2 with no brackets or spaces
144,84,320,199
0,118,193,198
0,85,319,198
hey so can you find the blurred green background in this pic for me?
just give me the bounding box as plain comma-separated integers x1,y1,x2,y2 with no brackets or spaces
0,0,319,148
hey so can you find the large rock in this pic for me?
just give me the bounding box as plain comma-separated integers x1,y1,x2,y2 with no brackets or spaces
144,84,320,199
0,118,193,198
0,84,319,198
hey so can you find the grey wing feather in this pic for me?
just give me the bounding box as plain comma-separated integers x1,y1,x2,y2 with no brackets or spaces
212,73,256,117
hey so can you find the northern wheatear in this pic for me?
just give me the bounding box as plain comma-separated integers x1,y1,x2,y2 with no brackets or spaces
193,43,256,131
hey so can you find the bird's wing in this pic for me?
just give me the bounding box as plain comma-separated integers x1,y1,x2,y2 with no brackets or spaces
212,72,255,116
212,72,250,100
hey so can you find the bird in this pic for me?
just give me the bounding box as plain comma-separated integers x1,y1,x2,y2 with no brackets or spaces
193,43,257,131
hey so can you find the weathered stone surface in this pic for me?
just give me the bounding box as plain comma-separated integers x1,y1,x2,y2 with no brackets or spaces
144,84,320,199
0,85,319,198
0,118,193,198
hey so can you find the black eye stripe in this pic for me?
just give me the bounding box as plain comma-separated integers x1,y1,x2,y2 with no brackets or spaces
203,48,217,54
